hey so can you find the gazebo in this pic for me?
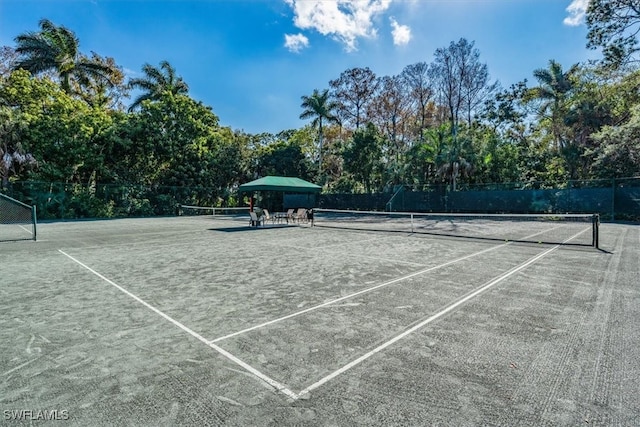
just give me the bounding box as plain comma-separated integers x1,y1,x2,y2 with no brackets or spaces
238,176,321,214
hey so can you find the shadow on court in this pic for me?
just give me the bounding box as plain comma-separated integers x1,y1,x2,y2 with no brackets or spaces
208,224,298,232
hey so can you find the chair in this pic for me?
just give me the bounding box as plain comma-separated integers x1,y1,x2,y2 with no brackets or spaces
262,209,275,224
295,208,307,223
285,208,295,223
249,211,262,227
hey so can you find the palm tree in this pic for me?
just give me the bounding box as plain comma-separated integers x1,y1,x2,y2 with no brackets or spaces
128,61,189,111
299,89,340,172
13,19,116,94
429,125,473,192
532,60,579,150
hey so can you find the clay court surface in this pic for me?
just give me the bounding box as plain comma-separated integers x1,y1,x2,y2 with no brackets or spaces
1,215,638,426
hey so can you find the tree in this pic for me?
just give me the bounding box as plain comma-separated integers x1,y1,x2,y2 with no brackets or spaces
0,106,36,189
430,124,474,191
13,19,117,95
0,46,18,78
481,81,528,139
586,0,640,67
329,67,379,130
531,60,579,150
405,137,438,189
369,75,410,148
430,38,489,138
128,60,189,111
368,75,412,186
74,53,127,110
343,123,384,193
462,59,496,126
299,88,339,172
590,103,640,178
0,70,120,187
120,91,246,208
401,62,434,141
468,124,523,185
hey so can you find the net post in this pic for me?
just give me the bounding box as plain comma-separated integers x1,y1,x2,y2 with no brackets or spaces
592,214,599,249
411,213,414,233
31,204,37,241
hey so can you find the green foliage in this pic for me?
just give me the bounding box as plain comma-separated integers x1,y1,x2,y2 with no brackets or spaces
299,88,339,173
1,70,118,185
5,19,640,220
0,104,35,189
128,60,189,111
13,19,119,97
121,92,243,205
343,123,384,193
586,0,640,67
469,125,523,185
590,104,640,178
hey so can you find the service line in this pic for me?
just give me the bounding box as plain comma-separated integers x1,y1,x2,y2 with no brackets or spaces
210,225,565,344
295,226,591,399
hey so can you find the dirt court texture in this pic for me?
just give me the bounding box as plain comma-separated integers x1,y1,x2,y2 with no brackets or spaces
1,215,639,426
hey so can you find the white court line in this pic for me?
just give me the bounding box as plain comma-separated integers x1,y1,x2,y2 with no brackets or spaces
18,224,32,234
211,226,568,343
210,245,503,343
57,249,298,400
295,226,591,399
2,358,39,377
209,225,565,345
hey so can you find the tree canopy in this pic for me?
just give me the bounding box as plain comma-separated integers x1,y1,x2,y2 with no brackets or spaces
2,19,640,219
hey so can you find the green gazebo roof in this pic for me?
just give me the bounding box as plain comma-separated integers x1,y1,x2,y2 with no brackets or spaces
238,176,321,193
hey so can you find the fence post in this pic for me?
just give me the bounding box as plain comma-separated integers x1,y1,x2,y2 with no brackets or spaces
611,178,616,221
31,204,37,241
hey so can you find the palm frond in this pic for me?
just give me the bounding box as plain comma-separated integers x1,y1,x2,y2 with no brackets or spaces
128,93,154,112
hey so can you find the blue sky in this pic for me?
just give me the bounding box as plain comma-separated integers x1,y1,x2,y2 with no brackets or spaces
0,0,596,134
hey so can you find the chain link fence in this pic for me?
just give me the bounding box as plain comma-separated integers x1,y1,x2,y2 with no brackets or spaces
319,177,640,221
0,192,37,241
4,182,237,220
4,177,639,221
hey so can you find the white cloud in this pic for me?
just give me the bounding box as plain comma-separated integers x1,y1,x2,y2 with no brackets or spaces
284,33,310,52
284,0,393,52
390,17,411,46
564,0,589,26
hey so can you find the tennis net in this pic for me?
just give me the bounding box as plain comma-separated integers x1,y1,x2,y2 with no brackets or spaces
179,205,250,218
0,193,37,241
312,208,600,248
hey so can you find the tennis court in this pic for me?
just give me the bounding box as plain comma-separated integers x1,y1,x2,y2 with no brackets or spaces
1,213,638,426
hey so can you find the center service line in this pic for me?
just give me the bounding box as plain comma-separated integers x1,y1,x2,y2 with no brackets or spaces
57,249,298,400
210,243,505,343
295,227,590,399
210,225,565,344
